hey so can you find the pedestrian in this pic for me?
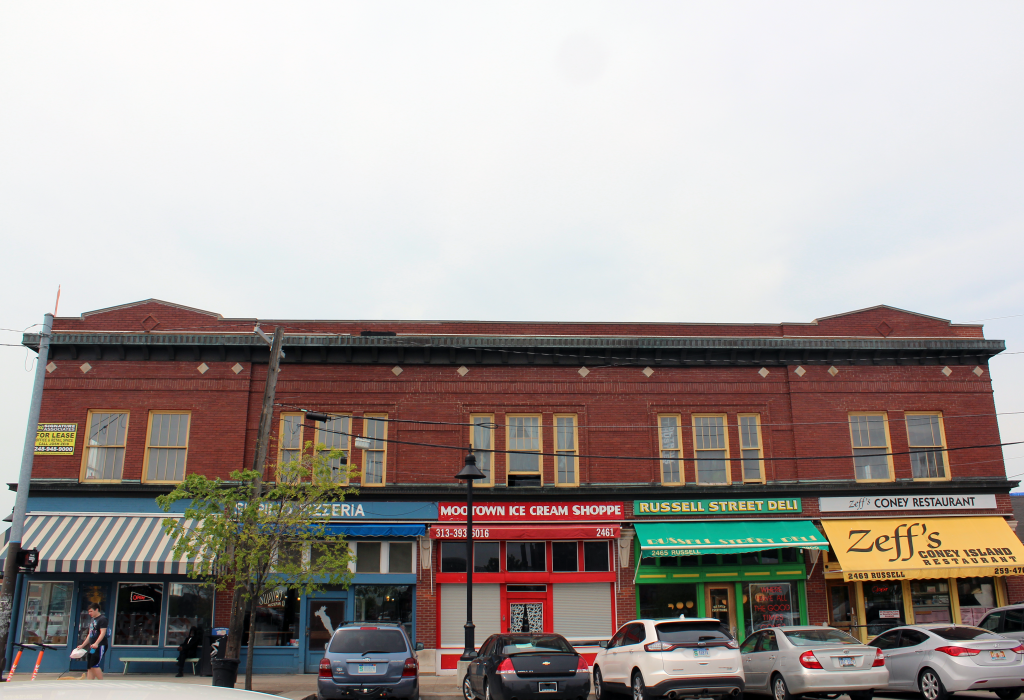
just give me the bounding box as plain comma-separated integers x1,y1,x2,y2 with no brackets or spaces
176,626,202,677
76,602,108,680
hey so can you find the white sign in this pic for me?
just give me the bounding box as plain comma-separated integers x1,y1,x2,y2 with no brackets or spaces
819,494,997,513
878,610,901,619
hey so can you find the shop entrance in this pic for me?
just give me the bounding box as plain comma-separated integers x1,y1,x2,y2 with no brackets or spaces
506,586,546,634
76,582,111,671
827,583,857,633
705,585,736,637
304,597,346,672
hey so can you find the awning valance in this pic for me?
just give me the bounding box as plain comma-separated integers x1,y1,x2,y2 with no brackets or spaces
325,524,425,537
0,514,194,575
821,516,1024,581
634,520,828,555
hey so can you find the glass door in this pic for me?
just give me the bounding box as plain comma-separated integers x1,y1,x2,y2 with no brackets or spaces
305,597,346,673
827,583,857,633
705,585,737,637
508,602,544,633
75,583,111,671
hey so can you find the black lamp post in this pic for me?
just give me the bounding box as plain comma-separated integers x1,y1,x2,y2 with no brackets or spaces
455,449,486,661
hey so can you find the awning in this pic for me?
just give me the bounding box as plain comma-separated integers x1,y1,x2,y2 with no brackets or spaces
325,524,425,537
634,520,828,555
430,525,620,540
821,516,1024,581
0,514,194,575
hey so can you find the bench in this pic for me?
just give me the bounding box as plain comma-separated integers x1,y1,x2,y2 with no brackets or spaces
120,656,200,675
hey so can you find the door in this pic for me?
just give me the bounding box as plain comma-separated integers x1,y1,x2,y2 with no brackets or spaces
75,582,111,671
469,635,498,696
827,583,857,633
601,626,630,685
745,630,779,690
705,585,737,637
508,601,544,633
305,597,346,673
886,628,929,688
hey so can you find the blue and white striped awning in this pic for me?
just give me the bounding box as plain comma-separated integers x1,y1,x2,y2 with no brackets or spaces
1,514,195,575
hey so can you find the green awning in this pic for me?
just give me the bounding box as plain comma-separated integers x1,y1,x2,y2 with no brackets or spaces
634,520,828,556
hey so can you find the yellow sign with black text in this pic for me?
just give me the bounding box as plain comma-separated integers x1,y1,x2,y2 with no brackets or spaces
34,423,77,455
821,516,1024,581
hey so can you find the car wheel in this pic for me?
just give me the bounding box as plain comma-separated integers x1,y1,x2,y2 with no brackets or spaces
849,692,873,700
632,671,646,700
772,674,793,700
484,679,494,700
918,668,948,700
463,675,475,700
594,667,605,700
996,690,1022,700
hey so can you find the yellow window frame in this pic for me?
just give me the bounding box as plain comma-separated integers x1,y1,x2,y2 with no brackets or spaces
80,409,130,483
470,414,495,487
277,412,306,481
738,413,765,484
657,413,684,486
506,413,543,486
848,412,895,483
361,413,388,487
141,410,191,484
692,413,731,485
905,411,951,482
314,413,352,485
554,413,580,487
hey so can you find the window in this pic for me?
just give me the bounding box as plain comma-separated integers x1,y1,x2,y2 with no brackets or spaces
474,541,500,572
658,415,683,484
693,415,729,484
471,414,495,485
869,630,901,650
440,541,469,572
898,629,930,647
21,582,73,645
315,414,351,484
739,414,764,483
507,415,542,486
441,541,501,573
1005,608,1024,633
907,413,948,480
958,576,997,626
143,411,190,483
82,411,129,482
389,542,414,573
849,413,893,481
356,541,415,573
278,412,305,466
114,583,163,646
552,542,578,572
353,584,414,639
583,541,609,571
555,414,579,485
362,414,387,485
506,542,546,571
739,632,761,654
356,542,382,573
862,580,904,635
243,587,299,646
165,583,214,647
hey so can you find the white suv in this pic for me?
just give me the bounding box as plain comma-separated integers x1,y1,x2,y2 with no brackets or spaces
593,617,744,700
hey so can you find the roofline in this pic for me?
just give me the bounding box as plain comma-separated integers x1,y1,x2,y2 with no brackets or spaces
74,299,225,319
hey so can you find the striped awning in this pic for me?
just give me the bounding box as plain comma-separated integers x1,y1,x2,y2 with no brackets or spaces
1,514,195,574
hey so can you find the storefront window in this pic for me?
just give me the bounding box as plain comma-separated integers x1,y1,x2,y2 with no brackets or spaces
743,582,800,636
389,542,414,573
475,542,500,572
114,583,163,646
863,581,904,636
354,584,414,639
552,542,578,572
441,541,501,572
507,542,546,572
165,583,214,647
21,582,73,645
910,580,952,624
638,584,699,619
244,587,300,646
583,542,609,571
957,577,997,626
356,542,382,572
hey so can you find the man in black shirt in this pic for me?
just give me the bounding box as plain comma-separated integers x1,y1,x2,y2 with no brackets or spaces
76,602,108,679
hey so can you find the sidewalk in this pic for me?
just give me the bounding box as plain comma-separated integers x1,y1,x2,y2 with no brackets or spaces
8,671,464,699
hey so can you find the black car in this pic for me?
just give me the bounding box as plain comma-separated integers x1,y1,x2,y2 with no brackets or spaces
463,633,591,700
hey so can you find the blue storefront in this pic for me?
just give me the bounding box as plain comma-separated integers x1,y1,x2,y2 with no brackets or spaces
3,498,435,676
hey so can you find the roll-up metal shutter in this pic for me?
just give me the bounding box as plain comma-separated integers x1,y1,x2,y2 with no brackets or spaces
440,583,501,646
553,583,613,640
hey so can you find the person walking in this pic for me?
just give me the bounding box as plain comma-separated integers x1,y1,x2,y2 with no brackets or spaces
76,603,108,679
176,626,202,677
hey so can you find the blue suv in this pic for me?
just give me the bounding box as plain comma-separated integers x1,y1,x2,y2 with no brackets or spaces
318,622,423,700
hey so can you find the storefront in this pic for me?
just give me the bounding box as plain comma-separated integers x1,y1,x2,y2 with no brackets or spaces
430,501,625,674
632,498,829,642
820,514,1024,641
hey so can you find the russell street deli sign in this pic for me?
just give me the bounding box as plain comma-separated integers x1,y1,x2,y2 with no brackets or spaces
635,498,802,515
821,516,1024,581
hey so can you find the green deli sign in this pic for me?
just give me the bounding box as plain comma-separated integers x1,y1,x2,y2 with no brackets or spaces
634,498,802,516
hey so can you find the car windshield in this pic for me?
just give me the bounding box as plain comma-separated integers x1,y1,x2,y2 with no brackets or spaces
931,627,1004,641
655,621,733,643
501,635,575,655
783,629,862,646
328,629,407,654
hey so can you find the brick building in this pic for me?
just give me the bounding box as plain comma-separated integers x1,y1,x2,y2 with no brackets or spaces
4,299,1022,675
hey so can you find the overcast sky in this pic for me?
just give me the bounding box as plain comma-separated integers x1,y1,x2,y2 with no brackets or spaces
1,2,1023,517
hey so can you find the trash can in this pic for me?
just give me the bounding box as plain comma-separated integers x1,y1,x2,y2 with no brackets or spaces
212,658,240,687
203,628,232,681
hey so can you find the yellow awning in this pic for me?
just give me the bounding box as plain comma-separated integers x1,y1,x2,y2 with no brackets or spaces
821,516,1024,582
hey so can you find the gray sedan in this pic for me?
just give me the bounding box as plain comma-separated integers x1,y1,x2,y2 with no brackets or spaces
740,626,887,700
869,624,1024,700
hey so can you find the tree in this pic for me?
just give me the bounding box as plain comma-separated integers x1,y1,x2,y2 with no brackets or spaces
158,442,355,689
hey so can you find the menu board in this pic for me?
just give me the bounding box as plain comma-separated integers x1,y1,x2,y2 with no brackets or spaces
749,583,795,631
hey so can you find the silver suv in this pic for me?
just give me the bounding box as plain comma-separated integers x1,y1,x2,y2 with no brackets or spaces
317,622,423,700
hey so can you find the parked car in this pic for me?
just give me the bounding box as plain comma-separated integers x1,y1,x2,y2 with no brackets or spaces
592,617,743,700
868,624,1024,700
462,632,591,700
979,604,1024,642
739,626,887,700
318,622,424,700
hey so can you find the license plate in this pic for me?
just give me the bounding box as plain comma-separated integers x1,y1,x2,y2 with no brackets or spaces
839,657,855,667
539,682,558,692
694,648,710,657
991,651,1007,660
357,664,377,674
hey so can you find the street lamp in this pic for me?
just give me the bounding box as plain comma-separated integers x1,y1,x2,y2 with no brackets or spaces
455,450,486,661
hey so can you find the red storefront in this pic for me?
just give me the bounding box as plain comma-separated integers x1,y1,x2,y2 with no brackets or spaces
430,501,624,673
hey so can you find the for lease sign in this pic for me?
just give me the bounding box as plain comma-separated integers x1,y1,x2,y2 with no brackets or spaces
34,423,77,455
438,501,624,521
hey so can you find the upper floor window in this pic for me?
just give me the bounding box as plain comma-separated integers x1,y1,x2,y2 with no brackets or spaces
439,541,500,573
693,415,729,484
82,411,129,482
507,415,542,487
470,414,494,486
278,412,305,466
362,414,388,486
315,414,351,484
555,414,579,486
658,415,683,485
143,411,190,483
849,413,893,481
507,541,546,572
907,413,948,480
739,414,764,483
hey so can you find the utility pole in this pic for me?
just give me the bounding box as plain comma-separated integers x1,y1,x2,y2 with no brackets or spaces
0,314,53,679
221,326,285,672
